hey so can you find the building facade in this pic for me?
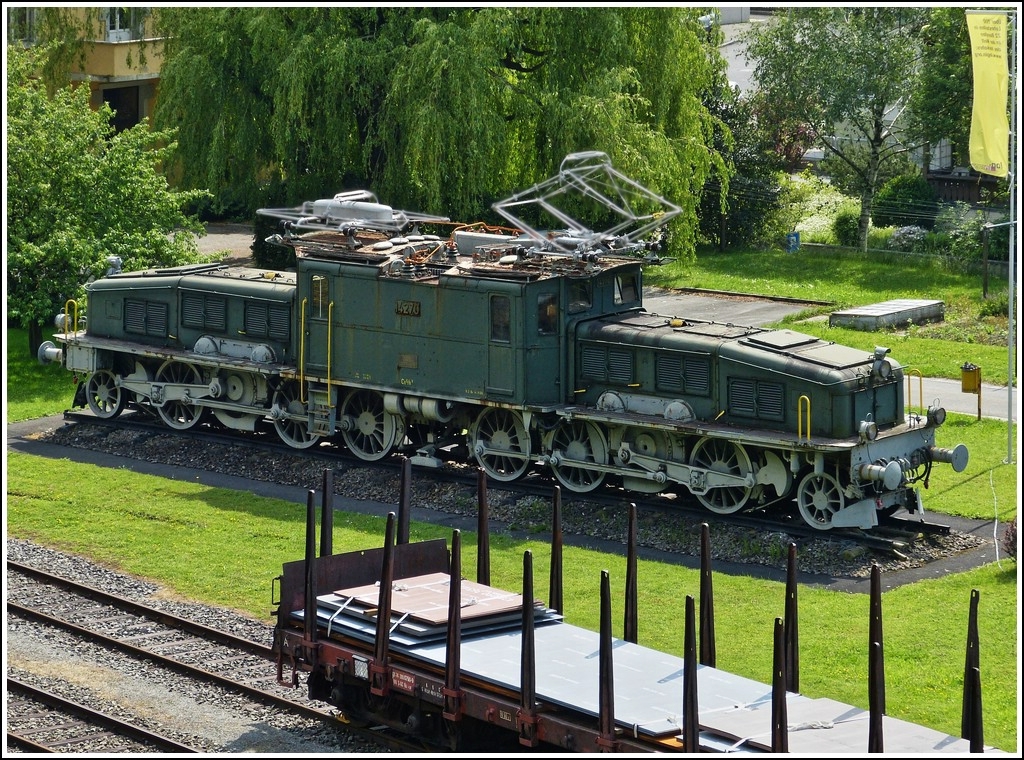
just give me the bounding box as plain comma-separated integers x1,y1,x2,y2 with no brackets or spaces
7,6,162,131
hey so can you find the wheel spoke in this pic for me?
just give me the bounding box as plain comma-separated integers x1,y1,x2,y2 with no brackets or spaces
341,390,399,461
86,370,126,419
156,361,206,430
548,420,607,493
273,383,319,449
688,437,752,514
471,408,531,482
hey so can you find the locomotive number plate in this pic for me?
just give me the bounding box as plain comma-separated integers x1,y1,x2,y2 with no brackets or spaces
395,300,421,317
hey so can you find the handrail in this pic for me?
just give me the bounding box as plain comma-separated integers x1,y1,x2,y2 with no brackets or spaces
299,298,307,403
64,299,80,338
905,368,923,416
797,395,811,441
327,301,334,408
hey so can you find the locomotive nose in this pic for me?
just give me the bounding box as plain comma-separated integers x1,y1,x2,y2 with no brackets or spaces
929,443,970,473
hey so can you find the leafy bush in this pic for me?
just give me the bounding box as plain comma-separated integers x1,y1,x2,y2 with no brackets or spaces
867,226,895,250
794,176,849,244
916,230,954,256
934,201,986,262
872,174,940,229
887,225,928,252
985,214,1011,261
1000,517,1017,560
832,206,861,247
979,291,1010,318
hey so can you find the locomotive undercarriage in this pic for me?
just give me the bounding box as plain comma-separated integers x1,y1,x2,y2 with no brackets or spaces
68,349,936,532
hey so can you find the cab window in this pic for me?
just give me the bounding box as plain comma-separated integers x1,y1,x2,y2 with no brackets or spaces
538,293,558,335
490,295,510,342
568,280,592,314
614,274,639,305
311,274,329,319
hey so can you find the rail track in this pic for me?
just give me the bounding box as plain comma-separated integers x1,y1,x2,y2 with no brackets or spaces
55,407,954,561
4,560,428,753
7,677,198,753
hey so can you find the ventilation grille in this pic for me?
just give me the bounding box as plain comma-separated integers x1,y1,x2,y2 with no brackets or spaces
125,300,168,337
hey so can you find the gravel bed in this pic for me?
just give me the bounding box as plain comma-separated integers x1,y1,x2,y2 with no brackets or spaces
32,421,991,581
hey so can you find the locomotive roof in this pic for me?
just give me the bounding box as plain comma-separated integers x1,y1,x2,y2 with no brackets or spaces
288,227,647,285
89,263,297,292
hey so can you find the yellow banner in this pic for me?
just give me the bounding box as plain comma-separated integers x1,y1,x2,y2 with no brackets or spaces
966,11,1009,177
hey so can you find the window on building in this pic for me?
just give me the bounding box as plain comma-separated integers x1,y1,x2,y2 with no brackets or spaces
103,85,140,132
107,7,147,42
7,8,37,44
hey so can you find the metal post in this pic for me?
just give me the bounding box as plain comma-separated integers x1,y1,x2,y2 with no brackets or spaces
519,550,538,746
699,523,716,667
597,570,616,751
869,564,885,714
371,513,396,696
476,468,491,586
961,589,982,741
549,485,564,616
624,503,638,643
443,530,463,722
682,595,699,753
784,543,800,694
397,457,411,545
771,617,789,753
304,490,318,647
319,469,333,557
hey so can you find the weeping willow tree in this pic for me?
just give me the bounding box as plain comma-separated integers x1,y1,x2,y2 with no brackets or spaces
153,6,729,260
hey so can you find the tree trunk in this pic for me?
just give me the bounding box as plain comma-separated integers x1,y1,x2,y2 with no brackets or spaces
27,321,44,360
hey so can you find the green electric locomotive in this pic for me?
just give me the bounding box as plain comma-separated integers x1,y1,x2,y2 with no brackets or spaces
42,153,968,530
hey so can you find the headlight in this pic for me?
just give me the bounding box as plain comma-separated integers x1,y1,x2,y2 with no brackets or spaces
927,406,947,427
859,419,878,441
872,346,893,380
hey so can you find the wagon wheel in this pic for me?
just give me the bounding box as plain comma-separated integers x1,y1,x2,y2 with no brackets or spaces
85,369,126,419
155,360,207,430
547,419,608,493
340,389,401,461
796,471,845,531
688,437,752,514
272,382,320,449
470,407,531,482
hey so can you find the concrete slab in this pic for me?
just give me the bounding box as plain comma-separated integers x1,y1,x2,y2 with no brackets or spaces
829,299,944,330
